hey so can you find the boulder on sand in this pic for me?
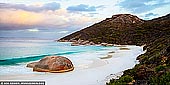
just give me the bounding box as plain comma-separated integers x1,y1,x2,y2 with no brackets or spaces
27,62,38,68
27,56,74,73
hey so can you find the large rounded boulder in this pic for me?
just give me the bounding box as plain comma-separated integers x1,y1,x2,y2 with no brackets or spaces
27,56,74,73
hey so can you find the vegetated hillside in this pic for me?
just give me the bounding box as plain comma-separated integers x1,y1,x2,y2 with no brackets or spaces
59,14,145,45
59,14,170,84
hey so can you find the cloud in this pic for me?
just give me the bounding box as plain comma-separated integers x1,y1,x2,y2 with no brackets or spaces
67,4,104,12
27,28,39,32
88,13,99,17
58,31,69,34
118,0,170,13
0,2,60,12
144,13,158,17
0,9,44,25
0,8,98,30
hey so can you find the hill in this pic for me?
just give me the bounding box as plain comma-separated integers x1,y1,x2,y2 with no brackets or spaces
59,14,170,84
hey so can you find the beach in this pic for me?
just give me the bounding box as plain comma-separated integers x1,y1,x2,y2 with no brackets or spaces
0,39,144,85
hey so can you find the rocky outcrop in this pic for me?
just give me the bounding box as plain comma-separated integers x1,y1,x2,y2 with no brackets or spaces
110,14,144,24
58,39,114,46
27,62,38,68
27,56,74,73
70,41,114,46
71,40,94,46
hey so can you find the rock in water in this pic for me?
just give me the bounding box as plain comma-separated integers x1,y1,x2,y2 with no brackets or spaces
27,56,74,73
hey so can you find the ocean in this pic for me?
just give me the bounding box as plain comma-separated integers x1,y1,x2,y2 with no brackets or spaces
0,38,119,75
0,37,145,85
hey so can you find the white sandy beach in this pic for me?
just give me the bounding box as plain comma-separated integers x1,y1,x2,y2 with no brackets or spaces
0,46,144,85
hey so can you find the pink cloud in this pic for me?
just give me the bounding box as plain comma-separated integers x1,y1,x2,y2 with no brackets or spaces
0,8,99,30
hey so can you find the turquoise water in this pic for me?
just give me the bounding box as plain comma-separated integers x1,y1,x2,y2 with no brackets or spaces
0,38,144,76
0,38,110,66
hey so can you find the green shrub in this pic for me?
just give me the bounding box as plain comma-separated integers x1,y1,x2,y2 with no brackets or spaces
106,75,133,85
149,72,170,85
155,65,165,72
119,75,133,83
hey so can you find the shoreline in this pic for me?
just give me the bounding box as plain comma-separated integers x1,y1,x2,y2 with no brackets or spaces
0,45,144,85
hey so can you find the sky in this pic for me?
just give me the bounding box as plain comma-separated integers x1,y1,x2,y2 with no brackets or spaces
0,0,170,39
